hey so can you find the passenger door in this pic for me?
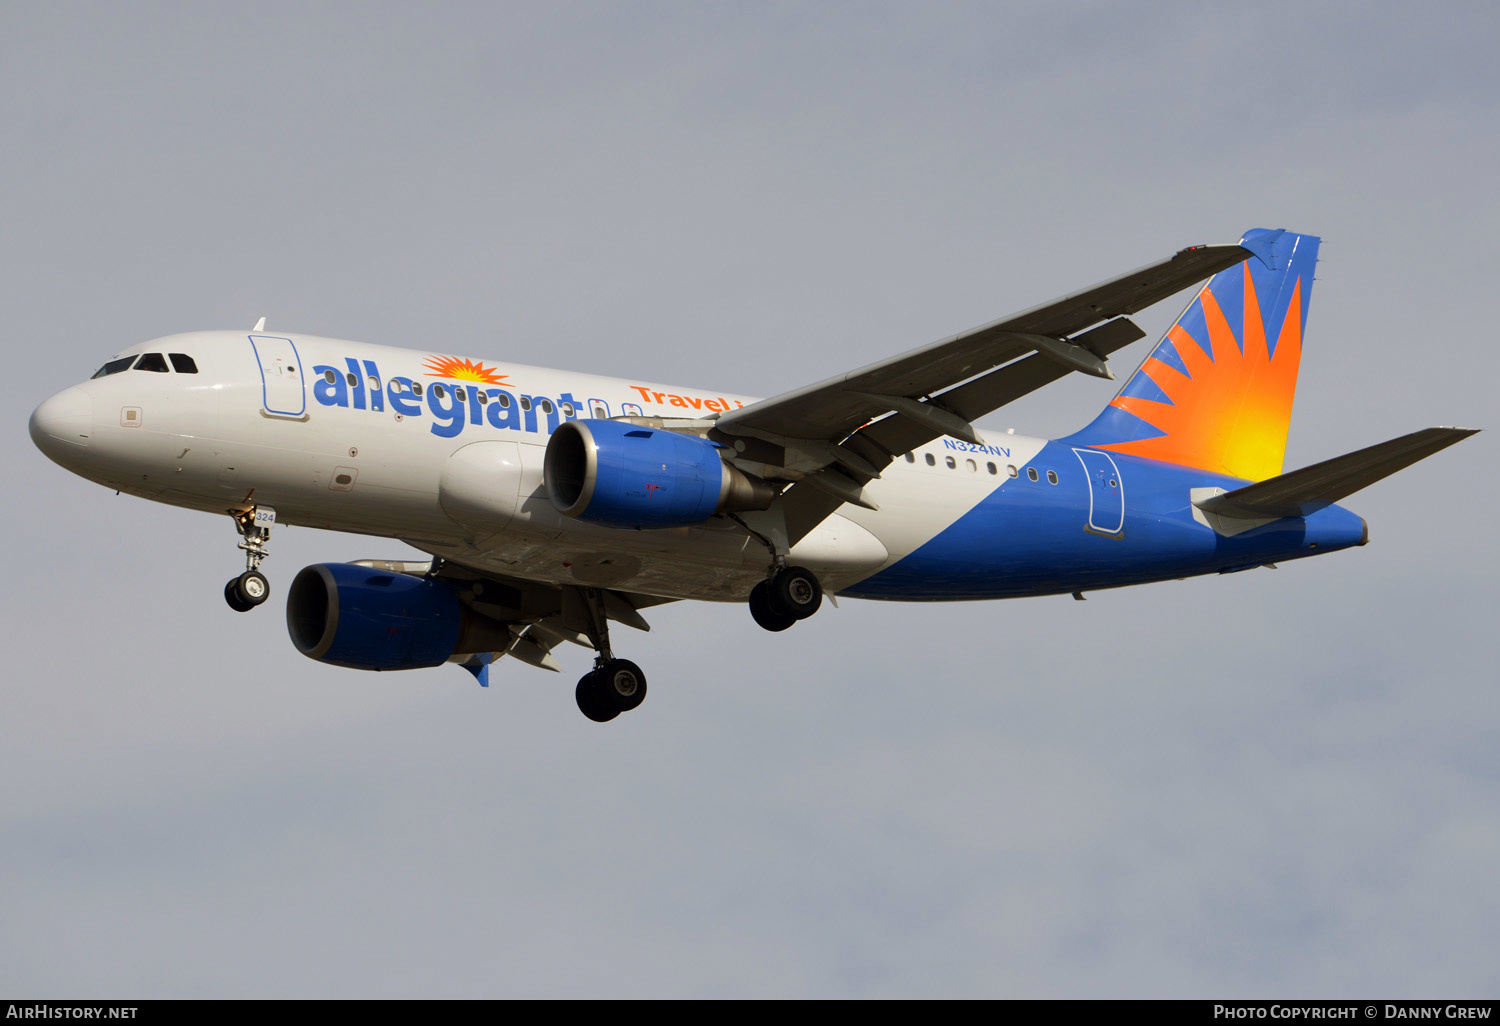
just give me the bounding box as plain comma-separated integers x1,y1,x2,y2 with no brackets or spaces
249,335,306,418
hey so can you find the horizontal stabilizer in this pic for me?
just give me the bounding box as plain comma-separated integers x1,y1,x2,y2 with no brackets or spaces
1194,427,1479,519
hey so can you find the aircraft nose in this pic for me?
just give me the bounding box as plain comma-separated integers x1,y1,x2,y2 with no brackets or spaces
29,386,94,460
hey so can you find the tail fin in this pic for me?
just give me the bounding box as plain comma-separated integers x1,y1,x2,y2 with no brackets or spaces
1065,228,1319,482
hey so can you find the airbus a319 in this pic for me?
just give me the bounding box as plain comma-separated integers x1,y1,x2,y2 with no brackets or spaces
29,229,1476,721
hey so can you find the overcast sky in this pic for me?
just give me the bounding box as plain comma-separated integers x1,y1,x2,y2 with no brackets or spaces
4,1,1497,998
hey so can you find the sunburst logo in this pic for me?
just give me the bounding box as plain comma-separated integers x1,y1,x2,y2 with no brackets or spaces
423,355,510,386
1098,263,1303,483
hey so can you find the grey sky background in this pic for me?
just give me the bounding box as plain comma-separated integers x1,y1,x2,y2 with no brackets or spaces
4,1,1497,998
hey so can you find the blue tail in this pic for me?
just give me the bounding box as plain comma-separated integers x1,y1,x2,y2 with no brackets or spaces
1065,229,1319,482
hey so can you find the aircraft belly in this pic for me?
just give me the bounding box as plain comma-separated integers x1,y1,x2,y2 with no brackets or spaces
410,509,882,603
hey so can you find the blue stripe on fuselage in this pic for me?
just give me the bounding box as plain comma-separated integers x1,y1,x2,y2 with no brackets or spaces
842,441,1367,601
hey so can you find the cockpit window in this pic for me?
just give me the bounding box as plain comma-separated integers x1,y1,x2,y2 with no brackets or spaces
133,353,169,373
91,357,136,378
169,353,199,374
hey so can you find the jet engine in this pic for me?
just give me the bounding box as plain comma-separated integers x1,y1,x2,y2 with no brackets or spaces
285,563,509,671
544,419,775,529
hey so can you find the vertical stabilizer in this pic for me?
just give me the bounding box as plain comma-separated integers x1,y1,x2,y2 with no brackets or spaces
1064,229,1319,482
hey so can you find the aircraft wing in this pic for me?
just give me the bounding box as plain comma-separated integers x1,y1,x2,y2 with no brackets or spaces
714,243,1248,445
356,556,675,684
709,242,1252,541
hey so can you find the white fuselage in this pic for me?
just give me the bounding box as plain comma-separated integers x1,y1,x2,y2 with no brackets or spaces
34,331,1046,602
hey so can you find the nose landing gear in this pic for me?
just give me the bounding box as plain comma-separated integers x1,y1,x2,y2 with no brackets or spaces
224,506,275,611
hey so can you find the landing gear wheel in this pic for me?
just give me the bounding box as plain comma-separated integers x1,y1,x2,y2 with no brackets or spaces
576,674,620,723
224,578,253,612
224,506,274,611
597,658,647,712
769,565,822,620
233,570,270,608
749,581,797,632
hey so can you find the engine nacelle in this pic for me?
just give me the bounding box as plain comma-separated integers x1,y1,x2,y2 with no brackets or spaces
544,419,775,529
286,563,504,671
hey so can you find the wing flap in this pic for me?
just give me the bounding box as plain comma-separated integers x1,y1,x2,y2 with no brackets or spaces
1194,427,1479,519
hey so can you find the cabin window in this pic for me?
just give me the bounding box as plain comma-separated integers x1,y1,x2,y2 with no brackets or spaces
495,391,510,408
904,453,915,463
1027,467,1039,482
1008,465,1018,478
454,386,466,401
945,456,957,469
539,398,554,415
520,396,533,412
323,369,338,384
134,353,169,373
477,390,488,405
169,354,199,374
432,383,446,399
589,399,609,418
987,462,997,475
411,382,423,397
560,401,575,417
92,357,136,378
622,403,643,417
345,371,358,387
924,453,936,466
368,375,380,392
1047,470,1058,485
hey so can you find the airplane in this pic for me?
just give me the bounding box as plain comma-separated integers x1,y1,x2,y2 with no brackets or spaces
29,228,1477,722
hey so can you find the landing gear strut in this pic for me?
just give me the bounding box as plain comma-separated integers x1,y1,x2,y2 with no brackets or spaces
730,505,824,632
748,564,823,632
572,587,649,723
224,505,274,612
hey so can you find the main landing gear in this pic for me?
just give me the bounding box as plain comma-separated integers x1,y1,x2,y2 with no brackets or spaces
224,505,274,612
575,658,648,723
573,587,649,723
748,564,823,632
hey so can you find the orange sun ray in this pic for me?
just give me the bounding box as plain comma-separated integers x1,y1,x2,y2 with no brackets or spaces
422,355,510,386
1099,266,1304,482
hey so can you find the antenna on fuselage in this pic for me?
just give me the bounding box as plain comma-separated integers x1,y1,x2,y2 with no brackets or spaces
253,317,266,332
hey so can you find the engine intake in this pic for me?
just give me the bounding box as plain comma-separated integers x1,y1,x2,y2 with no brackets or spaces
286,563,509,671
544,419,774,529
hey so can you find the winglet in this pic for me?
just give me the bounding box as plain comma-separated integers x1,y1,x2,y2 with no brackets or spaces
253,316,266,332
1238,228,1287,270
460,653,494,687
